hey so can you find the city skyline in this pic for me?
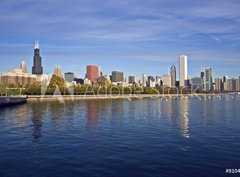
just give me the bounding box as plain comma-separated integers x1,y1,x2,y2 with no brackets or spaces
1,40,240,81
0,0,240,78
1,2,240,177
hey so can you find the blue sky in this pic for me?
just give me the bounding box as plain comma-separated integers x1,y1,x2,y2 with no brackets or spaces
0,0,240,79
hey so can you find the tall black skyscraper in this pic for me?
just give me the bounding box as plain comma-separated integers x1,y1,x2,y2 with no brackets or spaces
32,41,43,75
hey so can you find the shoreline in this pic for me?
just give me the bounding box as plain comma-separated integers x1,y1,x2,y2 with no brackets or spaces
0,96,27,107
26,93,236,101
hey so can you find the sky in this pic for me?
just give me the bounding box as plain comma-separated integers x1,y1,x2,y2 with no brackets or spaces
0,0,240,79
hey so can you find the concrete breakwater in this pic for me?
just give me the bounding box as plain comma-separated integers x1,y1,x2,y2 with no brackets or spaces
27,93,220,100
0,97,27,107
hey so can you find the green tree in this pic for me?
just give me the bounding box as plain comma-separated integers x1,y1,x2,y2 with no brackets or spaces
0,84,6,96
97,77,110,87
47,75,67,95
27,82,41,95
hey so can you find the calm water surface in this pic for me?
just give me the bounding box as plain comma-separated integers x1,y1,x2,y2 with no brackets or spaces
0,95,240,177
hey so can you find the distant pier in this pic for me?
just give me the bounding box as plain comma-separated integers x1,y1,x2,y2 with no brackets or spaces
0,96,27,107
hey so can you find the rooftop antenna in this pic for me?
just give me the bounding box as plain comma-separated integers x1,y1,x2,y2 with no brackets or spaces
35,40,40,49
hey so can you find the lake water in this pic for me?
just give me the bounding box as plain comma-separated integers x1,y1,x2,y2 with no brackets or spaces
0,95,240,177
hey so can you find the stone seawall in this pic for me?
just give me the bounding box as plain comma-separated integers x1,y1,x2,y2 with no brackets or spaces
0,97,27,107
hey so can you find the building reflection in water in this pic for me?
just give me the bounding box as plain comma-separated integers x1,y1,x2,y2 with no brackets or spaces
16,98,191,141
110,100,124,124
48,101,67,121
179,99,190,138
85,100,100,131
85,99,116,131
202,97,211,127
48,101,71,132
11,105,28,127
29,101,46,143
169,100,177,131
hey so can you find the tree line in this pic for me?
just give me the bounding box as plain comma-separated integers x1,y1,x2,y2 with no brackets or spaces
0,75,227,96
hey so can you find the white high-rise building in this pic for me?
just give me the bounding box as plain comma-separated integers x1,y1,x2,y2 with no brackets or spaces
141,74,147,87
179,55,188,87
203,68,213,91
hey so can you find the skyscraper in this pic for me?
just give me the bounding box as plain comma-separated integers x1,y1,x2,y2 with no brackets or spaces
170,65,176,87
20,61,27,73
147,76,155,87
155,76,162,87
227,79,236,91
32,40,43,75
191,77,203,90
64,72,75,83
215,77,223,91
86,65,100,82
223,76,228,83
141,74,147,87
54,65,62,77
179,55,188,87
128,76,136,84
236,79,240,91
223,76,229,91
203,68,213,91
163,74,172,87
111,71,124,83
